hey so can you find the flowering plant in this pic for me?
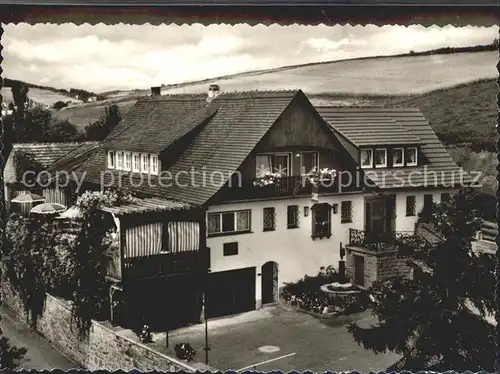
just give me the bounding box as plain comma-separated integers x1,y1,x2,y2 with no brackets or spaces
253,170,284,187
139,324,153,343
76,189,136,213
306,167,337,186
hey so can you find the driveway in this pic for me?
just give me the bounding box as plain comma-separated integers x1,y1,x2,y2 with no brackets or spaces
1,305,79,370
148,305,401,372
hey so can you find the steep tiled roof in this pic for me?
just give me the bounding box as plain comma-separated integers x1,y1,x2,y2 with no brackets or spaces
328,118,421,146
5,142,88,185
100,197,194,216
76,90,301,205
104,95,219,154
13,142,84,168
317,107,470,189
41,142,100,184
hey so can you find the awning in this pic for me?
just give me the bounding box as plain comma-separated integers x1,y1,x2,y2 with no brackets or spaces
100,197,196,216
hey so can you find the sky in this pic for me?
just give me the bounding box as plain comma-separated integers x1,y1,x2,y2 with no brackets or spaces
2,23,498,93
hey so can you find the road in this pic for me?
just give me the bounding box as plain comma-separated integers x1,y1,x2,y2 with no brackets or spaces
1,305,79,370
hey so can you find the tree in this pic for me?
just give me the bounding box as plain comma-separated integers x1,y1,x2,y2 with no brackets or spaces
348,188,496,371
10,82,29,140
53,101,68,110
23,106,51,142
44,120,84,142
84,104,122,141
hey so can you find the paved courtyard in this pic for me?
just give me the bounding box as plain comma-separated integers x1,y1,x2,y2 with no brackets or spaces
138,304,401,372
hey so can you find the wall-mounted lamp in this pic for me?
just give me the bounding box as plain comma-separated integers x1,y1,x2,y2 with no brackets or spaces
332,204,338,214
304,206,310,217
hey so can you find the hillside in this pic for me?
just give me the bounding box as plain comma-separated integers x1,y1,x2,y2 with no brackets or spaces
1,78,102,107
1,85,83,107
52,50,497,128
392,78,497,151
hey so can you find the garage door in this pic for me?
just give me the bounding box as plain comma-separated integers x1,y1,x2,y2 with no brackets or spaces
205,267,256,319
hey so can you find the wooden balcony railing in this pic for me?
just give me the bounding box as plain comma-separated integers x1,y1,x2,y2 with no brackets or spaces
349,228,421,252
217,173,362,202
106,248,210,282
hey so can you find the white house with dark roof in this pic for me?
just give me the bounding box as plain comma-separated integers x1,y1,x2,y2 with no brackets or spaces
22,86,471,326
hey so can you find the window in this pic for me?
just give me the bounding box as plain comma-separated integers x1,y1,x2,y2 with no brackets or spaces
393,148,404,167
223,242,238,256
116,151,124,170
406,195,416,216
287,205,299,229
360,149,373,169
375,148,387,168
423,194,433,211
150,154,159,175
263,207,276,231
132,153,141,172
441,192,451,203
207,210,251,235
301,152,318,174
256,153,291,177
124,152,132,171
312,203,331,238
406,147,418,166
107,151,115,169
341,201,352,223
141,153,149,173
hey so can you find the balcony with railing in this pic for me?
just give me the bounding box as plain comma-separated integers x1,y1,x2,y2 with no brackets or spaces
107,248,210,282
214,172,362,202
348,228,421,252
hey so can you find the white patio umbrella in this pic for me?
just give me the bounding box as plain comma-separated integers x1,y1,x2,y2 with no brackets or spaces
11,192,45,203
30,202,66,215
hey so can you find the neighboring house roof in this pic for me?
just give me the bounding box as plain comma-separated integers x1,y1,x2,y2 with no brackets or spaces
41,141,100,184
100,197,195,216
317,107,470,189
327,118,421,146
104,95,219,154
4,142,87,185
76,90,304,205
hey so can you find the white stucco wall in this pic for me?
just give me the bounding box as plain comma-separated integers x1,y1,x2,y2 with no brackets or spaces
207,193,365,291
207,188,458,294
394,188,458,232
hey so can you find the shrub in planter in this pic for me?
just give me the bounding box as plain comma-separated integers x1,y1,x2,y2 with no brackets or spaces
281,266,340,303
174,343,196,361
282,266,371,316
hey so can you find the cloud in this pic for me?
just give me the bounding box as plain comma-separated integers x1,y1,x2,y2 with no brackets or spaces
1,23,497,92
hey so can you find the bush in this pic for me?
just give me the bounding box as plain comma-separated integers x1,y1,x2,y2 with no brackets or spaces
53,101,68,110
281,265,339,303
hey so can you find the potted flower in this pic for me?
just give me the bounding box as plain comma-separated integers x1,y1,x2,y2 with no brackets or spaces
307,167,337,186
174,343,196,361
253,170,284,187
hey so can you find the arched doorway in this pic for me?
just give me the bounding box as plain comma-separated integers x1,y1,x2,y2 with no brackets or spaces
261,261,279,305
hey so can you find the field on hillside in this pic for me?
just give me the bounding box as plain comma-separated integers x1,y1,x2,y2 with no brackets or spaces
53,51,497,128
1,86,82,107
160,51,497,96
53,96,138,129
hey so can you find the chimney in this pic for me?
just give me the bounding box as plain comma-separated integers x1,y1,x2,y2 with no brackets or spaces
151,86,162,96
207,84,220,100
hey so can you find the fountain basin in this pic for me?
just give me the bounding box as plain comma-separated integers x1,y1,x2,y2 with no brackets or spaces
320,282,363,295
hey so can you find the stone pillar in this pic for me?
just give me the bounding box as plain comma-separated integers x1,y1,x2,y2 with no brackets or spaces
345,249,354,282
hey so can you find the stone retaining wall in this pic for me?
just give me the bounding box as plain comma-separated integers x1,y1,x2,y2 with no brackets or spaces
1,282,199,372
